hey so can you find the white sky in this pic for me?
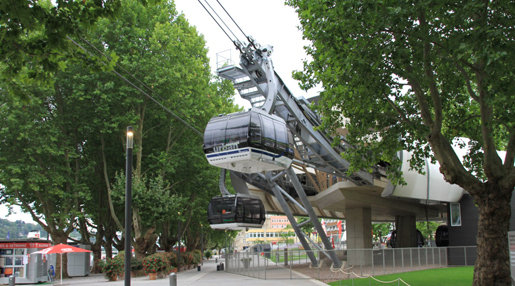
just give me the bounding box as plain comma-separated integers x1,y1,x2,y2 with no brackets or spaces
174,0,316,108
0,202,34,223
0,0,316,226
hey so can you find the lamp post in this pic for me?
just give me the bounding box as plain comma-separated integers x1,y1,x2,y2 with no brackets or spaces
125,126,134,286
177,212,181,273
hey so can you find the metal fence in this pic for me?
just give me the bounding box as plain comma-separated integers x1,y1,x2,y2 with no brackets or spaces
225,246,477,282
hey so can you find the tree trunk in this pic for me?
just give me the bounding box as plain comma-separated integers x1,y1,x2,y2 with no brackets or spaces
473,184,512,286
134,226,157,259
51,232,69,279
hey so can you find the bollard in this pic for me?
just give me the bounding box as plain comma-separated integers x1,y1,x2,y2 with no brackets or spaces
169,272,177,286
220,262,224,271
216,264,220,271
8,276,15,286
284,248,288,266
197,265,201,271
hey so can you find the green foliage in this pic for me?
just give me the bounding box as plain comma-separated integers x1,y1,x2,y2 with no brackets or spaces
287,0,513,185
0,0,238,261
204,250,212,260
416,221,441,242
165,251,178,267
103,255,124,279
372,223,393,243
131,257,143,271
297,217,314,235
0,219,48,239
191,249,202,265
279,226,295,248
142,253,167,274
287,1,514,283
0,0,124,97
183,251,195,265
97,259,107,273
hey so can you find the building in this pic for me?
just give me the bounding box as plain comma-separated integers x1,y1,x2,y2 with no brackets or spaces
233,215,298,250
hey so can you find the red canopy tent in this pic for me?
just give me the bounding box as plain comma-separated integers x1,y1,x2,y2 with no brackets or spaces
32,244,91,284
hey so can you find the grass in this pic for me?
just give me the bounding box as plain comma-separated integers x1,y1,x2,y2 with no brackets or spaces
268,249,319,263
328,266,473,286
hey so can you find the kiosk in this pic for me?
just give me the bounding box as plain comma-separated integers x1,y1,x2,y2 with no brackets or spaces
0,239,51,284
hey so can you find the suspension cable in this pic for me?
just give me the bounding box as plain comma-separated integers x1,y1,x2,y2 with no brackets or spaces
214,0,255,48
197,0,244,49
67,36,204,137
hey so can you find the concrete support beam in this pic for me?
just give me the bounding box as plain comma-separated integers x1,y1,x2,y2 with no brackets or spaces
346,207,372,265
395,215,417,247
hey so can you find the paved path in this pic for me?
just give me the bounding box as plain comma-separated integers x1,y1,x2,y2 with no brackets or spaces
34,259,327,286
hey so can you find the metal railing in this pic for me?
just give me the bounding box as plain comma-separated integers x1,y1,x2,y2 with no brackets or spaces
225,246,476,282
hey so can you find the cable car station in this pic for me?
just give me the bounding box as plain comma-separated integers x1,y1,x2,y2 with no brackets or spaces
200,0,480,270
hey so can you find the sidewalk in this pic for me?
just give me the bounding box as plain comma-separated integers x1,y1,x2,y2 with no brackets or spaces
38,259,327,286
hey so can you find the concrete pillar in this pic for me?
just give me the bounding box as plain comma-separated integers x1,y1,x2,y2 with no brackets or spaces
395,215,417,247
346,207,372,265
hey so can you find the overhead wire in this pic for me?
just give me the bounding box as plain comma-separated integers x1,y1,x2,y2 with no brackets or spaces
66,35,204,138
79,36,154,96
65,0,250,139
214,0,256,49
197,0,245,49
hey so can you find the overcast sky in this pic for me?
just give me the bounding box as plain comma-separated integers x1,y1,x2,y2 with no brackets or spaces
174,0,316,108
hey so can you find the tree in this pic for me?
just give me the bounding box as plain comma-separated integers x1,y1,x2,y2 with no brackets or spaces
416,221,441,244
0,218,48,239
297,216,314,235
90,0,237,258
279,225,295,249
1,0,237,268
372,223,393,244
0,0,124,98
287,1,514,285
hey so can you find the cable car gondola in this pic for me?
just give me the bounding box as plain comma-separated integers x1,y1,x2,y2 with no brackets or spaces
207,195,266,230
203,108,294,173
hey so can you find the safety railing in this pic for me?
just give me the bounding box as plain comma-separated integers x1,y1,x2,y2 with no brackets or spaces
225,246,477,282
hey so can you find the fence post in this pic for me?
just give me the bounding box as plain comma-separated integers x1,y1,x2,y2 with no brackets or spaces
265,251,267,280
371,249,374,276
463,246,468,266
284,248,288,266
401,248,404,269
290,249,293,280
318,249,321,281
256,253,260,278
410,248,413,268
392,248,395,273
382,249,386,275
425,247,428,266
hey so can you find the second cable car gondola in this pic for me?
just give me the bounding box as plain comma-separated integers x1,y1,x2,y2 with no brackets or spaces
203,108,294,173
207,195,266,230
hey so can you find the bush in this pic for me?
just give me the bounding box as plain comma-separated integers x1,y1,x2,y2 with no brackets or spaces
131,257,143,271
103,257,123,280
191,249,202,265
97,259,107,273
204,250,212,260
168,251,185,267
183,251,194,265
142,253,167,274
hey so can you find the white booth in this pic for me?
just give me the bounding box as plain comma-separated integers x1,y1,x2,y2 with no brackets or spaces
0,239,51,284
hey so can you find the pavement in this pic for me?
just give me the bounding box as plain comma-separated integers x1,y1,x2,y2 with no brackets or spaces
28,259,328,286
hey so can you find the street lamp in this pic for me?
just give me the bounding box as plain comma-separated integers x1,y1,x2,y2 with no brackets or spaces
177,211,181,272
125,126,133,286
